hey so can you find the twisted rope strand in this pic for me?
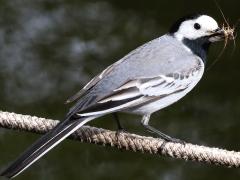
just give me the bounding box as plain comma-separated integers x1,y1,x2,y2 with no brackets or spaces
0,111,240,167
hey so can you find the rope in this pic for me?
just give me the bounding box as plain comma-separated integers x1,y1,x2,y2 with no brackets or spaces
0,110,240,167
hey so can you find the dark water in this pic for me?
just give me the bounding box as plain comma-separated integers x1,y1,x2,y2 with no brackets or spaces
0,0,240,179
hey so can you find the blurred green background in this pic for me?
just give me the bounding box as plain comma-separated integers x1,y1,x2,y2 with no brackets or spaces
0,0,240,179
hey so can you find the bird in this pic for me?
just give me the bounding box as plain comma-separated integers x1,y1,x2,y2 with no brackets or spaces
1,14,227,178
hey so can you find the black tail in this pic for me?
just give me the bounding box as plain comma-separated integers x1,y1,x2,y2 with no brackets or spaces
0,116,92,179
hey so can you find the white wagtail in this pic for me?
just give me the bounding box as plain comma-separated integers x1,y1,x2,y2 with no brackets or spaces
1,14,229,178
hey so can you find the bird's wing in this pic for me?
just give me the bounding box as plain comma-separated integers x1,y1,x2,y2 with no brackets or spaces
65,35,180,104
77,72,197,117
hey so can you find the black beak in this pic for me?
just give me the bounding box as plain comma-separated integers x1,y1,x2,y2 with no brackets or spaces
212,28,225,37
208,27,226,42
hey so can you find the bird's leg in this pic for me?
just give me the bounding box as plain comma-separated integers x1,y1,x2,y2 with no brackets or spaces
113,113,128,143
141,114,184,144
113,113,126,132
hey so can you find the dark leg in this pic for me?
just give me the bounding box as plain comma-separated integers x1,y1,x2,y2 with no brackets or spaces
141,114,184,144
113,113,125,131
112,113,128,143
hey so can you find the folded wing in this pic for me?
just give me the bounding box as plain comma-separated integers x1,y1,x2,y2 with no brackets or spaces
78,73,191,116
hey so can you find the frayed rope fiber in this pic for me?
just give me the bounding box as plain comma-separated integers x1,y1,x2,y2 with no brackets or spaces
0,110,240,167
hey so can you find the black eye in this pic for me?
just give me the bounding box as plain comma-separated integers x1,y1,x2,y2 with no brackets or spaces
194,23,201,30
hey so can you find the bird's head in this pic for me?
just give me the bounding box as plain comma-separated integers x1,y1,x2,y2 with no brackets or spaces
169,14,227,43
169,14,235,62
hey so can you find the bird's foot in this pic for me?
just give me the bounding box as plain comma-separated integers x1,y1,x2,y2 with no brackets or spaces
143,124,185,145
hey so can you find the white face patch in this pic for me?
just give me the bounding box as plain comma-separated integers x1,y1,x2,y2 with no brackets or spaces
174,15,219,41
